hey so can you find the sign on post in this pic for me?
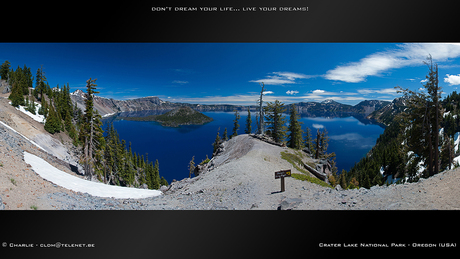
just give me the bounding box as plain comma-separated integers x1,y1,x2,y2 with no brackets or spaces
275,169,291,192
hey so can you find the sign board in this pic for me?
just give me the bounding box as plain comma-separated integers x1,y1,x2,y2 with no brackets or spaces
275,169,291,179
275,169,291,192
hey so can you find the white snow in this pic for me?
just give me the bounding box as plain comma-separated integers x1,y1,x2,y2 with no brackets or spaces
102,112,116,118
23,151,162,199
10,101,46,124
454,132,460,153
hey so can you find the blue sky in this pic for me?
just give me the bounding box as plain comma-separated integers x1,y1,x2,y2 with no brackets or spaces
2,43,460,105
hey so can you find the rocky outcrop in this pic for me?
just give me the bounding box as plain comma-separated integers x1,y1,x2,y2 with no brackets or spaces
250,134,286,147
1,79,11,94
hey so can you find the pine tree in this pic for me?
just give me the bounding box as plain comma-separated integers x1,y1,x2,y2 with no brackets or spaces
152,160,160,189
0,60,11,80
23,65,33,95
245,107,252,134
264,100,287,143
231,109,240,138
440,132,455,171
339,170,348,189
188,156,195,178
44,101,61,134
212,128,222,155
223,127,228,141
304,127,315,155
35,65,47,101
8,81,25,107
256,82,265,134
314,129,321,159
79,78,104,180
160,176,168,186
287,103,304,149
397,55,442,177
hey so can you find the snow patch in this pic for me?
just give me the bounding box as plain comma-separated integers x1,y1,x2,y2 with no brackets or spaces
379,166,384,176
454,132,460,153
23,151,162,199
11,102,45,124
102,112,117,118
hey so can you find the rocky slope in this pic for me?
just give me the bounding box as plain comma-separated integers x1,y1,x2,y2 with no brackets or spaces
367,97,407,126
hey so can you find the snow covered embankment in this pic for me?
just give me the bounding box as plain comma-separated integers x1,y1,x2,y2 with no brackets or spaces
23,152,162,199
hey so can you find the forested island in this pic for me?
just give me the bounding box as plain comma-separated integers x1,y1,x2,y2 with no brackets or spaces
120,106,214,127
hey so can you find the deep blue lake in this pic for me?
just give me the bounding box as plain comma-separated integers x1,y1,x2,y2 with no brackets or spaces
102,112,384,183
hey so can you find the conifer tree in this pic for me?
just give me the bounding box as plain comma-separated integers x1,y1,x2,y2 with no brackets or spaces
397,55,442,176
0,60,10,80
188,156,195,178
245,107,252,134
264,100,287,143
212,128,221,155
35,65,47,101
23,65,33,95
231,109,240,138
160,176,168,186
153,160,160,189
8,81,25,107
256,83,265,134
304,127,315,155
287,103,304,149
79,78,104,180
223,127,228,141
44,101,61,134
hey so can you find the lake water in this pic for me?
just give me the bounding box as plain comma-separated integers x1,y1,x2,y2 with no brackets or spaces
102,112,384,183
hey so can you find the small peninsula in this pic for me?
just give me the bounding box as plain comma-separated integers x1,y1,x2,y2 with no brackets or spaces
121,106,214,127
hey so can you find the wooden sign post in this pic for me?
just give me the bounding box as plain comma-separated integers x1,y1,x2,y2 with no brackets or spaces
275,169,291,192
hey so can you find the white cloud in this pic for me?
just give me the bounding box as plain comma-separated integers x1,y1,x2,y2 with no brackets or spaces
172,80,189,84
444,74,460,85
325,43,460,83
312,89,326,94
263,91,274,95
286,90,299,95
250,71,314,85
312,124,324,129
357,88,398,95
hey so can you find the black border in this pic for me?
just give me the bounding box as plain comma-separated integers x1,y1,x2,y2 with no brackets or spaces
2,0,460,257
5,0,459,42
3,211,460,256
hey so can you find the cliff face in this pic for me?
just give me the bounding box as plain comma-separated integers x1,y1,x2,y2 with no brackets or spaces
293,99,390,118
70,90,258,116
71,90,174,116
366,97,407,126
70,89,391,119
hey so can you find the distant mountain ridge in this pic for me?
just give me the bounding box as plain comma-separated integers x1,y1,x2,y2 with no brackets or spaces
366,97,407,126
70,89,391,120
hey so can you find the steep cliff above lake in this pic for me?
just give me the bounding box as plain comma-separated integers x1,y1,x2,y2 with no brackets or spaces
70,89,391,119
121,106,214,127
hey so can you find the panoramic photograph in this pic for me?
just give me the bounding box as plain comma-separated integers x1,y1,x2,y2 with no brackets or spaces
1,42,460,210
